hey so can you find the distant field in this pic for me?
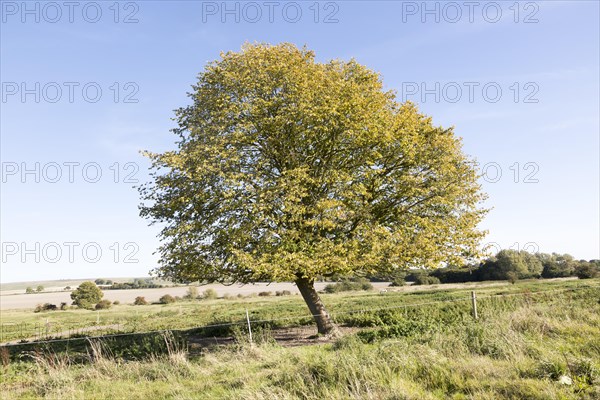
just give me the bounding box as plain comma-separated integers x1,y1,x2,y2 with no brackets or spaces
0,277,169,292
0,281,376,311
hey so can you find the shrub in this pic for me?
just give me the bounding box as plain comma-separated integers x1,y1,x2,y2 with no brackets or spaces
184,286,199,299
276,290,292,296
113,300,120,305
412,275,441,285
202,288,218,300
34,303,57,313
64,286,71,291
258,291,272,297
134,296,148,305
36,285,44,292
323,279,373,293
506,271,518,284
25,287,34,294
159,294,176,304
95,300,112,310
575,263,599,279
60,302,68,310
390,277,405,287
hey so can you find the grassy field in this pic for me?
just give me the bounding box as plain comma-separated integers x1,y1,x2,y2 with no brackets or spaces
1,278,599,399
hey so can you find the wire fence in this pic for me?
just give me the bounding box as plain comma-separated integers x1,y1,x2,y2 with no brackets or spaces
1,284,597,348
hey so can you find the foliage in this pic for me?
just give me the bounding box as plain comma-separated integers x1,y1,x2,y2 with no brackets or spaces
412,275,441,285
276,290,292,296
107,279,163,290
323,279,374,293
34,303,58,313
479,250,543,280
575,263,599,279
70,282,103,309
36,285,44,292
506,271,518,284
159,294,177,304
134,296,148,305
202,289,218,300
389,277,405,286
184,286,199,299
95,300,112,310
138,42,487,286
25,287,34,294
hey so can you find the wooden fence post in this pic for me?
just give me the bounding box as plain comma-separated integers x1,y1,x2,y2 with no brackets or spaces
246,309,253,346
471,291,478,320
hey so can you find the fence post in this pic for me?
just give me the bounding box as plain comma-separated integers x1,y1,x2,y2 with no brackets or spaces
471,291,478,320
246,309,253,346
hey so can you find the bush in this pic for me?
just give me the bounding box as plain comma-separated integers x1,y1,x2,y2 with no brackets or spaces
324,279,373,293
258,291,272,297
134,296,148,305
159,294,176,304
25,287,34,294
390,277,405,287
412,275,441,285
36,285,44,292
34,303,58,312
64,286,71,291
202,289,218,300
506,271,518,284
60,302,68,310
575,263,599,279
184,286,199,299
276,290,292,296
95,300,112,310
113,300,120,305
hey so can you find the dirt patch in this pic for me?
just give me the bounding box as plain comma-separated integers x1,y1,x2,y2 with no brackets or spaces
188,325,359,352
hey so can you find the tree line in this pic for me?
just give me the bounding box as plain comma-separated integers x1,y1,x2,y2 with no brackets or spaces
370,250,600,285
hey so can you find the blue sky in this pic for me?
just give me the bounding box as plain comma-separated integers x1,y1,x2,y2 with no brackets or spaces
1,1,598,282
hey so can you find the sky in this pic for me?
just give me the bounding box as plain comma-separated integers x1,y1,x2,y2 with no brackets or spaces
1,0,599,282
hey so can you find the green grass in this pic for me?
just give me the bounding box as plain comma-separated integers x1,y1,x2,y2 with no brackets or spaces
0,279,596,344
1,278,599,399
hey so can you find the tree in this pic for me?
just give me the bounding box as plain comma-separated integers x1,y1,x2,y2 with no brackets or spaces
480,250,542,280
575,262,599,279
70,281,103,309
540,253,576,278
139,43,487,335
36,285,44,292
25,287,34,294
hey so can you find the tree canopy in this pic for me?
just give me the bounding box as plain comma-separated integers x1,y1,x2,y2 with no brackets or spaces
139,43,488,333
70,281,103,309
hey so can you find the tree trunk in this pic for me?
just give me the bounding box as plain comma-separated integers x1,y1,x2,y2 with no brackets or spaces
295,275,338,336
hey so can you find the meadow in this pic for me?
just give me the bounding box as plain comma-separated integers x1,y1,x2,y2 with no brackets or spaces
0,278,599,399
